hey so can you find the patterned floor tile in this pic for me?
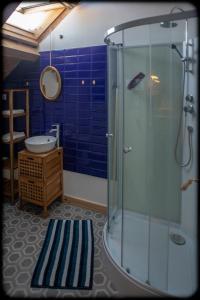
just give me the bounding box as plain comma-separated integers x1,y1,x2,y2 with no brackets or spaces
2,198,120,298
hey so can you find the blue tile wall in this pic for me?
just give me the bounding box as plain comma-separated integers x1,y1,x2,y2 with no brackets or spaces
4,45,108,179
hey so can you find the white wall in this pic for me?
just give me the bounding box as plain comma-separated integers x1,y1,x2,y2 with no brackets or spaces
63,171,107,205
40,2,195,51
39,2,196,207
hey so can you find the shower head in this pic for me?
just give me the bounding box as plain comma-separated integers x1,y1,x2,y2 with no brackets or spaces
127,72,145,90
160,21,178,28
170,44,184,60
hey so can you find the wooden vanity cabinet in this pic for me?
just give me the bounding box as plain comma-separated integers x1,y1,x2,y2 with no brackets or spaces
18,147,63,217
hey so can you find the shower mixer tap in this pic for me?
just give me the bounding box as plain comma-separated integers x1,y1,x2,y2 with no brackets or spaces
185,94,193,102
183,103,194,114
49,124,60,147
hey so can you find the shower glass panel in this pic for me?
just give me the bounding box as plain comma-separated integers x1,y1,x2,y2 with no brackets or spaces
147,20,183,293
107,44,122,263
122,25,151,283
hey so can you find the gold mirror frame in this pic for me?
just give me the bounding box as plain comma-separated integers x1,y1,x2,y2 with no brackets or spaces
39,65,61,100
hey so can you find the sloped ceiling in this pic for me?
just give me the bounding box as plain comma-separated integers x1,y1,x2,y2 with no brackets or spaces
2,1,78,79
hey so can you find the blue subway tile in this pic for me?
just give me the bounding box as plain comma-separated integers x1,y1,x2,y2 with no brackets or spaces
64,94,78,102
91,127,106,136
65,56,78,63
77,150,90,159
78,94,91,102
76,166,90,175
78,111,91,119
92,102,106,112
63,139,77,149
64,71,78,78
56,65,65,72
64,48,79,56
92,62,106,70
65,64,78,71
79,86,90,95
78,70,91,78
78,101,90,110
76,157,90,166
77,142,91,151
91,70,106,78
52,49,65,57
64,86,78,94
92,78,105,86
77,134,90,142
64,79,79,86
92,53,107,62
65,148,77,157
78,118,91,126
91,94,106,102
91,144,107,154
92,86,105,94
63,162,76,172
78,79,91,86
40,57,50,65
63,155,76,164
52,57,65,64
78,62,91,70
90,169,107,178
90,135,107,144
78,47,91,55
39,51,50,58
90,160,107,171
89,152,107,161
78,55,91,63
78,125,90,134
91,45,107,54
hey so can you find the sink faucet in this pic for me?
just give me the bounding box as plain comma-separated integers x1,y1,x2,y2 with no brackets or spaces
49,124,60,147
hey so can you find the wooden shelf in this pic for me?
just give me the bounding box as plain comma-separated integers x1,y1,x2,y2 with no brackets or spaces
2,88,29,203
2,158,18,170
3,88,29,92
2,112,26,118
2,136,26,144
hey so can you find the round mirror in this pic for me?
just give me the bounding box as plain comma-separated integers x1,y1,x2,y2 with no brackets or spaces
40,66,61,100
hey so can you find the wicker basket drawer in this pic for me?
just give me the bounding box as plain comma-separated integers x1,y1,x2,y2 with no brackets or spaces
19,177,44,202
19,155,43,179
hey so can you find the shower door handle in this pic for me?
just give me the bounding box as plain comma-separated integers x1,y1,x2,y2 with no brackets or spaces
123,146,132,153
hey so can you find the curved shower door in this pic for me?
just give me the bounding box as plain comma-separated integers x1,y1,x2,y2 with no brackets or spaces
121,26,152,284
122,22,183,292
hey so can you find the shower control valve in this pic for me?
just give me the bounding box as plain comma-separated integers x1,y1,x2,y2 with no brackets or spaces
183,103,194,114
185,94,193,102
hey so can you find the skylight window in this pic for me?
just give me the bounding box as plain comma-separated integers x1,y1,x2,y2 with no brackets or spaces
6,10,46,32
3,1,77,43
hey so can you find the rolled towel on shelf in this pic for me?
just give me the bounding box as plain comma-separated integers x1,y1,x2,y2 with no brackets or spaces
2,109,25,116
2,131,25,142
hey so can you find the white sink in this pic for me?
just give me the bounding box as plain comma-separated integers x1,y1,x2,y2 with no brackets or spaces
25,135,57,153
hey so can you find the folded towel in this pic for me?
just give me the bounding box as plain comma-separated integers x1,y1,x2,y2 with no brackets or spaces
2,109,25,116
2,131,25,142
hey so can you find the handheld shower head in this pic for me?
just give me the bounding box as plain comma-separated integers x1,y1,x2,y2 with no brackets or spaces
171,44,184,61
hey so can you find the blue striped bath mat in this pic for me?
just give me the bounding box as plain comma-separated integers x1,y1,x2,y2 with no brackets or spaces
31,219,94,289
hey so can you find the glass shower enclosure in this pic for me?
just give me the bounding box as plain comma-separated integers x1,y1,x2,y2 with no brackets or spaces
105,9,198,297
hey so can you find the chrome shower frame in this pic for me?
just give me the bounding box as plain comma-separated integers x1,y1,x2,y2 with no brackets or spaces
104,10,197,46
